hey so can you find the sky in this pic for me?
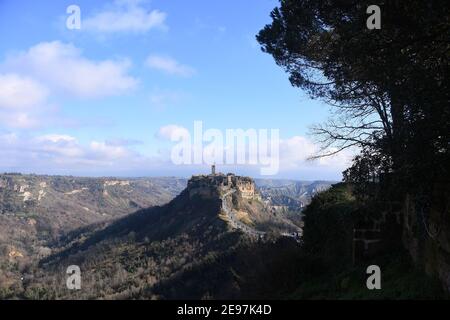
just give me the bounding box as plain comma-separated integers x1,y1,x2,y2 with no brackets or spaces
0,0,354,180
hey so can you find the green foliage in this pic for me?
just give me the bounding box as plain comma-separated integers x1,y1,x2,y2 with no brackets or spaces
290,251,446,300
302,183,357,269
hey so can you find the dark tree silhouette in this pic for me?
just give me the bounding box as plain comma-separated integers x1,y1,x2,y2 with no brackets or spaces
257,0,449,190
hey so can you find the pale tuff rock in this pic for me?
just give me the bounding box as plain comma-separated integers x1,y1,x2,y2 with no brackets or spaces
187,169,261,201
22,191,32,202
64,187,88,195
104,180,130,187
235,210,253,225
186,166,303,241
8,249,24,259
38,190,46,201
13,184,29,193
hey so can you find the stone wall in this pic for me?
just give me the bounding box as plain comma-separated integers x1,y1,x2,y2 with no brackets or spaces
402,182,450,293
235,178,255,199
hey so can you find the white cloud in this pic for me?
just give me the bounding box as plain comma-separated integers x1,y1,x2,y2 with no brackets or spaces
90,141,130,159
155,124,355,179
278,136,353,173
0,111,40,129
33,134,131,160
0,133,141,170
0,41,138,128
0,73,52,128
279,136,317,169
0,131,176,176
83,0,167,33
3,41,138,98
0,128,355,180
0,73,48,110
35,134,84,158
145,55,196,77
156,124,190,140
36,134,77,143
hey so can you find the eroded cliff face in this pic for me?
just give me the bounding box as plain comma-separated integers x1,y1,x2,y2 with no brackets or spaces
187,173,260,201
402,182,450,292
186,173,303,238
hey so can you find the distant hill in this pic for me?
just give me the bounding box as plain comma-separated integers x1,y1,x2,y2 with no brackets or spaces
0,173,335,299
256,179,335,209
0,173,186,291
0,174,187,224
9,173,303,299
5,174,434,299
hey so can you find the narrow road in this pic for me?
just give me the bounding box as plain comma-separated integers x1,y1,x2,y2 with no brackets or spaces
221,190,265,238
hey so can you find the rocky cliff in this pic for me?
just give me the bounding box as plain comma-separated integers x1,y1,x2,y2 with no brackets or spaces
186,173,301,236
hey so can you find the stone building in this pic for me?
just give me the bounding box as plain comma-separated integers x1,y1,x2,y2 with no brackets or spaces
187,166,259,200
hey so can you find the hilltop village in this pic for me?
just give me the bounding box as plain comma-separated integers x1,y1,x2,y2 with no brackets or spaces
187,165,261,200
187,165,302,240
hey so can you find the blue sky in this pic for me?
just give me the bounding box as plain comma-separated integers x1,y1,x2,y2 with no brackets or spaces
0,0,353,180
